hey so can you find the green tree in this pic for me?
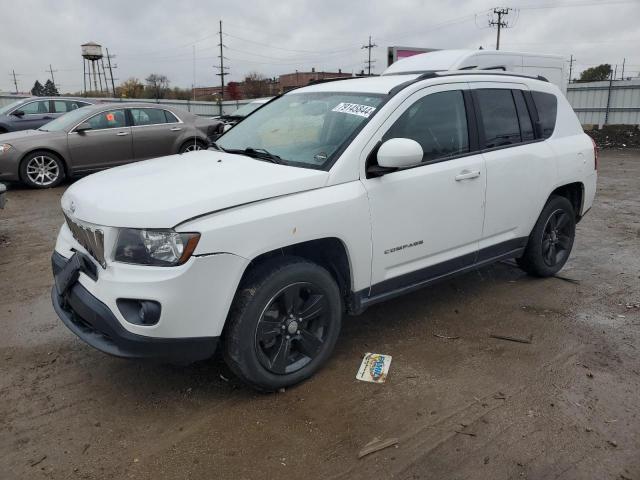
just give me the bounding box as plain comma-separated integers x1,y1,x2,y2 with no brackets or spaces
43,79,59,96
579,64,612,82
30,80,44,96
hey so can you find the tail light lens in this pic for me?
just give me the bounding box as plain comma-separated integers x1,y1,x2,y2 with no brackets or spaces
591,137,599,171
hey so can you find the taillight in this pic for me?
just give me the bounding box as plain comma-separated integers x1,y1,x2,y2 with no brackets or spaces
591,137,599,171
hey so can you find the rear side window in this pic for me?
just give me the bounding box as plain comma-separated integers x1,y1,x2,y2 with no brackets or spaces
54,100,90,113
130,108,167,126
383,90,469,163
475,89,521,149
164,110,179,123
531,91,557,139
513,90,535,141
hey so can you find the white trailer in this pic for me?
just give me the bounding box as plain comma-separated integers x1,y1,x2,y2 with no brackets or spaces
383,49,567,93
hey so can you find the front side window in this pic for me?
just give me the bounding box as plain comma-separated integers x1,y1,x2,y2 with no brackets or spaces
217,92,385,169
531,91,558,139
130,108,167,126
85,110,127,130
383,90,469,163
19,100,50,115
475,89,521,149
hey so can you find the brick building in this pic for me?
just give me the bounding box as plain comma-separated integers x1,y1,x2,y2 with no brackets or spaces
279,68,353,91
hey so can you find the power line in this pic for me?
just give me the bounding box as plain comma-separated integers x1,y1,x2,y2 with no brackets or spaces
361,35,377,76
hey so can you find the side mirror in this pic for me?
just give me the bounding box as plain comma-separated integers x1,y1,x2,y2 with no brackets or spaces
377,138,424,169
12,110,25,117
75,122,93,134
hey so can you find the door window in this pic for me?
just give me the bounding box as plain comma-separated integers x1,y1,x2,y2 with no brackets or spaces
18,100,50,115
85,110,127,130
53,100,89,113
130,108,168,126
475,89,521,149
382,90,469,163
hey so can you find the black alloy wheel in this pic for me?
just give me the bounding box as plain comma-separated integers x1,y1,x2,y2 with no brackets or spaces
255,282,330,375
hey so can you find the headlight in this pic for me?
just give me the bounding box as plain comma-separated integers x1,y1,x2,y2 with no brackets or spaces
0,144,12,154
114,229,200,266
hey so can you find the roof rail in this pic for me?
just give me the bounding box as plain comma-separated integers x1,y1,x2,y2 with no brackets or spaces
307,76,367,86
388,70,549,83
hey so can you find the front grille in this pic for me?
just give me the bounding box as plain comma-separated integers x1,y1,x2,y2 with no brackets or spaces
64,214,106,268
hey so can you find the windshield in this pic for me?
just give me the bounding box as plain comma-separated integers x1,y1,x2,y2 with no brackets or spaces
0,99,27,115
38,108,92,132
217,92,384,169
231,101,267,117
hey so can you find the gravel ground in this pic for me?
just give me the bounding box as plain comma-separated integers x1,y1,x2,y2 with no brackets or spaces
1,150,639,480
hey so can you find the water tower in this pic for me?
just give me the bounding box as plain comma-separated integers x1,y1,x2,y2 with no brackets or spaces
82,42,111,96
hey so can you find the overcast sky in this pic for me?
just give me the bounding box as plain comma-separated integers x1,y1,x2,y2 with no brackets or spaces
2,0,639,93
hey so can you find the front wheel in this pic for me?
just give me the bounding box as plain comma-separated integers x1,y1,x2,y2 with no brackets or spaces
19,151,65,188
517,195,576,277
224,257,342,391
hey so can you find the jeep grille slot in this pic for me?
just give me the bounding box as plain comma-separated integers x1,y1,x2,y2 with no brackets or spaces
64,214,106,268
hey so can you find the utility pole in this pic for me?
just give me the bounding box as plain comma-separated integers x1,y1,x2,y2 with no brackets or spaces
621,57,626,80
568,54,575,84
361,35,377,76
192,45,196,101
11,70,19,93
489,7,511,50
215,20,230,116
105,48,117,97
48,64,58,90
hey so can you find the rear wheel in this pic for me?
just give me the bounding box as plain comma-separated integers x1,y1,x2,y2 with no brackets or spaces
178,140,207,154
517,195,576,277
224,256,342,391
19,151,65,188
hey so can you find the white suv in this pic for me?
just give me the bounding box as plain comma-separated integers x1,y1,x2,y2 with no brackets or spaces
52,71,597,390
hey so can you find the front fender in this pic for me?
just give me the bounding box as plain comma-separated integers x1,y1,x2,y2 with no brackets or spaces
177,181,373,292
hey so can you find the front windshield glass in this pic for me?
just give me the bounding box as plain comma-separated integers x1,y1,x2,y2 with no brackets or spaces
38,108,91,132
0,99,26,115
231,101,266,117
217,92,385,169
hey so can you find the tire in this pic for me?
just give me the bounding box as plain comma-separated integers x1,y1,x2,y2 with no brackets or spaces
19,150,65,189
224,256,343,391
517,195,576,277
178,139,207,154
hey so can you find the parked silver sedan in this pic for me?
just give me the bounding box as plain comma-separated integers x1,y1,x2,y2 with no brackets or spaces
0,103,222,188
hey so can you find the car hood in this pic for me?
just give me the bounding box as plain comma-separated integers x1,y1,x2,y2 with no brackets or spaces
0,129,60,142
61,150,329,228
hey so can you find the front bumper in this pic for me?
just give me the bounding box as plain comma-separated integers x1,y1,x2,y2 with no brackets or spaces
51,251,219,363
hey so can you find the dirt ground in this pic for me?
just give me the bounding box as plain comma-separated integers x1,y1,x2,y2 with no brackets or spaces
1,150,639,480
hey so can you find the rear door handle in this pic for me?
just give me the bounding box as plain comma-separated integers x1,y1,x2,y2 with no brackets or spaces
170,127,182,131
116,132,129,136
455,170,481,181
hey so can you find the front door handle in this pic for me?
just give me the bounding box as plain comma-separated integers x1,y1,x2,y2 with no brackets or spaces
116,132,129,136
170,127,182,132
455,170,481,181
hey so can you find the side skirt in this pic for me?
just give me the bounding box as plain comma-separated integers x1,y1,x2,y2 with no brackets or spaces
349,238,527,315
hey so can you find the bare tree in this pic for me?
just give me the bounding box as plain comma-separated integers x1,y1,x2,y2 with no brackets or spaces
145,74,170,100
118,77,144,98
243,72,270,98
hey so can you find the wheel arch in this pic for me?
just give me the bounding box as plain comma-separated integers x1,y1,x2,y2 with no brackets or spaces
236,237,354,312
549,182,584,221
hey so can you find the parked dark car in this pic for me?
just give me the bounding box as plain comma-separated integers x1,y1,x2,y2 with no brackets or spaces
0,103,223,188
0,97,94,133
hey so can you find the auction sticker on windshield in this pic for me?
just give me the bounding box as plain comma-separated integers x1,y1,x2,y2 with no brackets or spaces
332,102,376,118
356,352,392,383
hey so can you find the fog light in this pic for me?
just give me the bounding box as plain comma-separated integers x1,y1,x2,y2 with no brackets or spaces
117,299,161,326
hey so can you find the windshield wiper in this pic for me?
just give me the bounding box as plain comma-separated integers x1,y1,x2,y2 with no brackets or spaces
226,147,283,164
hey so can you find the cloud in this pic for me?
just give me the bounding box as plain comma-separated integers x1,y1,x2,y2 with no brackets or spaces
1,0,639,93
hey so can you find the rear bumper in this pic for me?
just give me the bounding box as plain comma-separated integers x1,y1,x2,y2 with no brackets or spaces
51,252,218,364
